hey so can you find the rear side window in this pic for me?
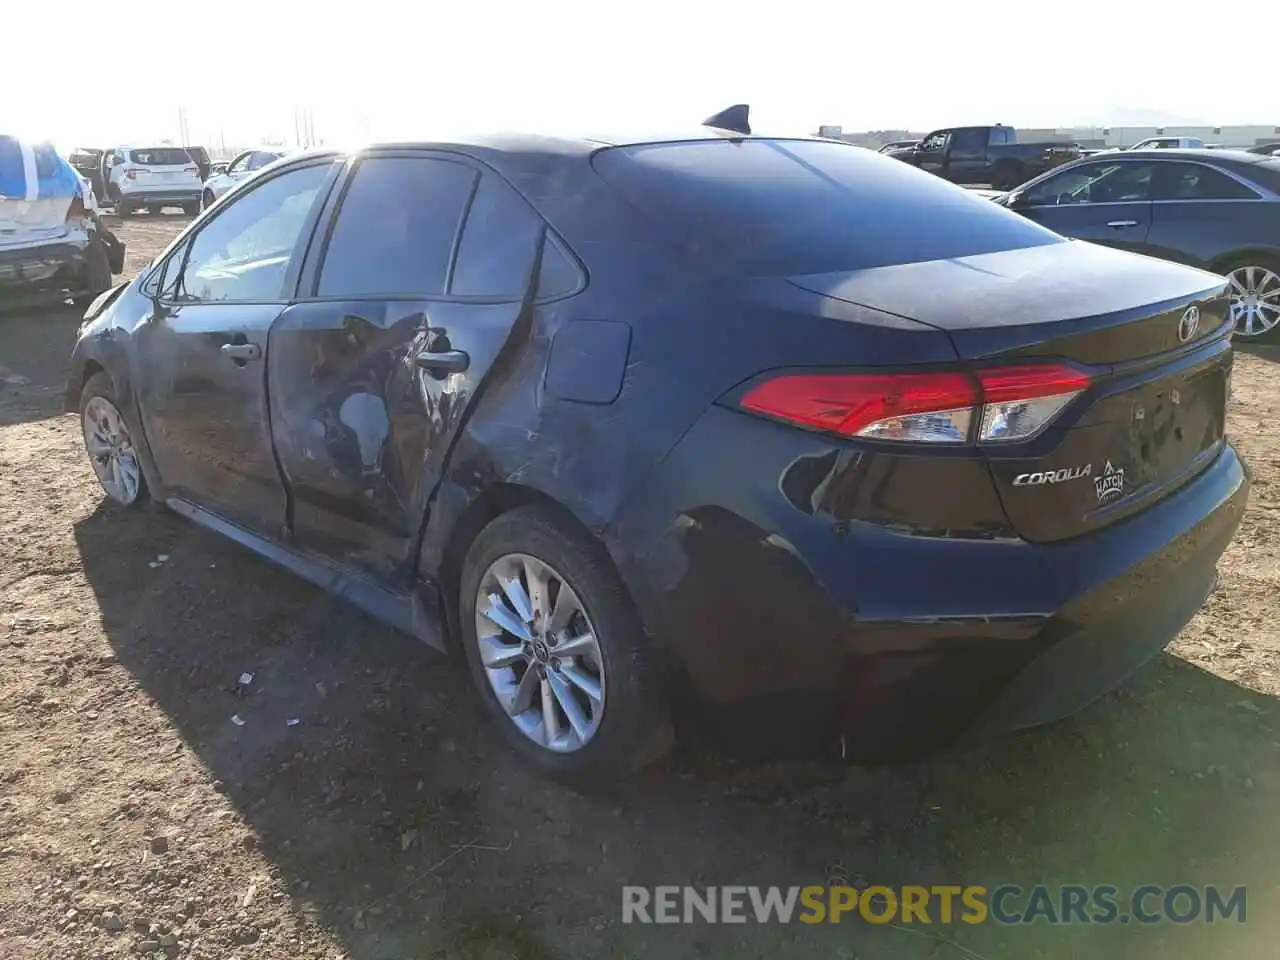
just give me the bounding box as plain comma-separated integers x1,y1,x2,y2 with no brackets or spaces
450,173,546,297
1155,163,1259,200
130,148,191,166
592,139,1062,275
317,156,476,298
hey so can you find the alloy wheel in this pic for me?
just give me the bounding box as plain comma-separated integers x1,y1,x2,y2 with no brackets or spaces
474,553,606,752
1228,265,1280,338
82,396,142,505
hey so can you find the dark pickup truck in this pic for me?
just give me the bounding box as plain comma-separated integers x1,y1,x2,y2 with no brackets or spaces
885,125,1080,189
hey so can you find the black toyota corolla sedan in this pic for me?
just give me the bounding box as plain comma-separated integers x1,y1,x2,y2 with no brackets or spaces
991,149,1280,341
66,121,1250,779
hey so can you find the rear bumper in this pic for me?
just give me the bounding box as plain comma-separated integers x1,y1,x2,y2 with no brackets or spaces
117,189,200,204
0,238,91,308
612,406,1250,761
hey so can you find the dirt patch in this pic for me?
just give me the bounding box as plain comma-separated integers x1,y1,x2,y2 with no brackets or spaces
0,217,1277,959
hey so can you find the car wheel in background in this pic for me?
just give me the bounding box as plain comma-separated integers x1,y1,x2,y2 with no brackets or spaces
458,505,672,782
147,205,165,217
79,372,150,509
115,198,133,217
202,189,216,211
1222,255,1280,342
72,241,113,309
182,201,200,216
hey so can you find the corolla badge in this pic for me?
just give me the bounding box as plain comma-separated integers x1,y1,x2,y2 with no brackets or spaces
1178,305,1200,343
1013,464,1091,486
1095,461,1125,504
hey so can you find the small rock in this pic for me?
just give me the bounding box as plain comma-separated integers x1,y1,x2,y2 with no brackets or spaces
16,922,36,935
133,918,152,934
102,911,125,931
150,836,169,854
400,829,418,852
241,883,258,908
230,927,259,945
52,789,73,804
158,933,178,948
138,940,160,953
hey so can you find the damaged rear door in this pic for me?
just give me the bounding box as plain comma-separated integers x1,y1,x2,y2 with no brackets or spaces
268,152,546,584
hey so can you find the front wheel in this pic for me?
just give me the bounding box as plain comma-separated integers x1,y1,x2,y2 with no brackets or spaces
1222,256,1280,342
79,372,150,508
458,506,672,782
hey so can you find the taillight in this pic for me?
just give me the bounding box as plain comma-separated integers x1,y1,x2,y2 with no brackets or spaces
125,169,139,180
975,365,1090,443
738,364,1090,445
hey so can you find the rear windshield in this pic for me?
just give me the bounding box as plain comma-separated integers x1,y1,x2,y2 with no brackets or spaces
130,148,191,166
592,139,1063,275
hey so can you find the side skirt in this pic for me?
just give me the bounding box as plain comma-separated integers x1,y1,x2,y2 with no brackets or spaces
166,497,447,653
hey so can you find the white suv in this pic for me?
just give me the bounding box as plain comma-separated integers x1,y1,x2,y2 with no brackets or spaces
105,146,203,216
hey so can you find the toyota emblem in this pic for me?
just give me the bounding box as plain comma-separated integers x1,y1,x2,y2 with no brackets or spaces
1178,305,1200,343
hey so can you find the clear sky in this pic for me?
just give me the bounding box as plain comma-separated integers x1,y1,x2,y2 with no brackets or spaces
9,0,1277,151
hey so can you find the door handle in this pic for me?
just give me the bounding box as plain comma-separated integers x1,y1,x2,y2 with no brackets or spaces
221,343,261,362
415,350,470,374
1106,219,1139,228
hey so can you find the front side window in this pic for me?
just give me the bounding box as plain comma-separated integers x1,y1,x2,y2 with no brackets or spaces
227,152,252,176
316,156,476,298
247,151,281,172
1023,162,1154,206
920,131,950,152
167,163,330,303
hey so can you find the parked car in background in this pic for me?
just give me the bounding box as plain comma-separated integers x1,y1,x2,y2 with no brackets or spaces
185,146,212,183
1,136,124,310
994,149,1280,341
201,148,284,208
877,139,919,153
1129,137,1206,151
68,147,107,204
65,124,1248,779
104,145,202,216
1247,143,1280,157
885,124,1080,188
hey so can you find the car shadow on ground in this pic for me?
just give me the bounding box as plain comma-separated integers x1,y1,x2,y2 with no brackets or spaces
0,308,83,427
72,501,1280,960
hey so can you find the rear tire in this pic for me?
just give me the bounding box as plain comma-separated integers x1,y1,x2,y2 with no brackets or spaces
182,201,200,216
202,189,216,211
115,198,133,217
72,240,113,309
458,505,673,783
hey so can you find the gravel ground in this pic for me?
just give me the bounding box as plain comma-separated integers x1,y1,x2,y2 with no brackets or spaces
0,215,1277,959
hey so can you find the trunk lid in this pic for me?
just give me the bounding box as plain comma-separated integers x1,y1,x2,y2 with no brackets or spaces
791,240,1232,542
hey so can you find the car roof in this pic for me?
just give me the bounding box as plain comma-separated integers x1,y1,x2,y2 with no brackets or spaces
1106,147,1273,164
299,129,825,163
